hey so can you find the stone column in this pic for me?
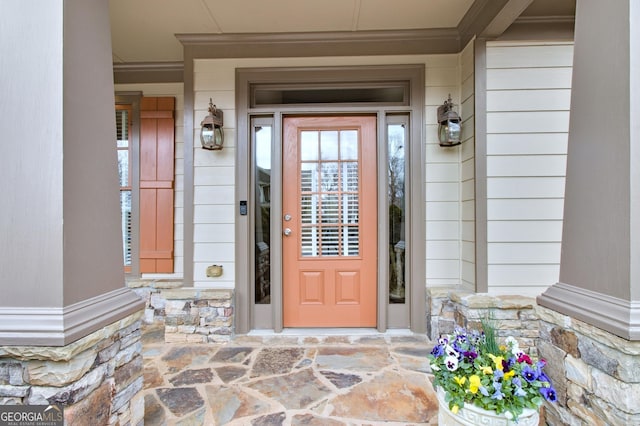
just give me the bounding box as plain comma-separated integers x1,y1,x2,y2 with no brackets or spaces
537,0,639,341
0,0,144,422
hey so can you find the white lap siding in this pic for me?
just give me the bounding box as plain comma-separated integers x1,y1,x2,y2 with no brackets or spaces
485,41,573,296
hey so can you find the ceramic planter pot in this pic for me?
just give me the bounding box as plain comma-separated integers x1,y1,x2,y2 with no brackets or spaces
436,388,540,426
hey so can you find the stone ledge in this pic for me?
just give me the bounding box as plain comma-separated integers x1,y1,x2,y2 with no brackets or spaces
161,288,233,300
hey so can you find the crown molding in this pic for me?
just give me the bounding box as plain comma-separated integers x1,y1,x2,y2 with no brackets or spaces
177,29,461,59
113,61,184,84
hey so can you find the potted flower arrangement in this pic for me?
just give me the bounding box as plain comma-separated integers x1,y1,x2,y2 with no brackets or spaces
428,321,557,425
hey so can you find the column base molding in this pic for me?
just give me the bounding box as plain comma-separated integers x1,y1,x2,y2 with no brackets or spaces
537,282,640,340
0,287,144,346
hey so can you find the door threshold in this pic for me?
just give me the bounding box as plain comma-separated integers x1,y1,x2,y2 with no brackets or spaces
248,328,416,337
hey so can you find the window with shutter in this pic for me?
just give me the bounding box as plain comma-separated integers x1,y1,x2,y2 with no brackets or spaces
115,96,175,274
139,97,175,273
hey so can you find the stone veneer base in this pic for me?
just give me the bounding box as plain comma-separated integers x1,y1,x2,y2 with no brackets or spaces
162,288,233,343
0,310,145,425
536,305,640,426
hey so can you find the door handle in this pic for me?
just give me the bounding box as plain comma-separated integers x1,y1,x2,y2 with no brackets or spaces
283,228,292,236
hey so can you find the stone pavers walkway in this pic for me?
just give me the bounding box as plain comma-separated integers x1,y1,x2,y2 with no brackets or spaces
141,325,439,425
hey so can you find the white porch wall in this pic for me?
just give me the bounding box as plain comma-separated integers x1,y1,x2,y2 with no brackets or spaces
114,82,185,277
192,54,463,289
485,41,573,296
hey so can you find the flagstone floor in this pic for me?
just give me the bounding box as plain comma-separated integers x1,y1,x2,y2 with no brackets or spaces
141,325,439,425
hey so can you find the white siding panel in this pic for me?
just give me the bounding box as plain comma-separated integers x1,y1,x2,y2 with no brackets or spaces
194,205,235,224
194,186,235,205
488,221,563,242
193,242,235,262
487,68,572,90
193,224,235,243
487,44,574,68
487,89,571,112
427,163,459,182
427,221,459,240
461,179,474,201
426,260,460,279
487,133,568,155
487,199,564,220
461,200,475,221
426,182,459,202
194,166,235,185
461,221,474,242
488,242,561,264
426,67,459,86
427,241,460,260
488,264,560,286
487,155,567,177
461,241,474,262
426,202,460,221
487,111,570,134
487,177,565,198
485,42,572,294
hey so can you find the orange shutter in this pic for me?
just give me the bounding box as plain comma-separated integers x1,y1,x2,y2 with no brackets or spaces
139,97,175,273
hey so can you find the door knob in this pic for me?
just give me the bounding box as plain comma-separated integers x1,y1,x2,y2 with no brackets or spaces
283,228,292,236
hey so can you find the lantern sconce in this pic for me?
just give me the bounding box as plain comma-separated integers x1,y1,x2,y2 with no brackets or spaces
200,98,224,150
437,94,462,147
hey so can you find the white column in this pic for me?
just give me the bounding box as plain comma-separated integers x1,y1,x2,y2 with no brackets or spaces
0,0,143,345
537,0,640,340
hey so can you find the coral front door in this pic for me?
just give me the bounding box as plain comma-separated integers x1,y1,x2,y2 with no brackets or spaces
283,116,377,327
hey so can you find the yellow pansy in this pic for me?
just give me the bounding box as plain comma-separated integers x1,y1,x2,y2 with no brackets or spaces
454,376,467,386
504,370,515,379
488,354,505,371
451,405,460,414
468,375,481,394
480,365,493,375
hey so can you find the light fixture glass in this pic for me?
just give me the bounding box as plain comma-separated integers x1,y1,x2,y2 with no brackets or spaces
437,95,462,147
200,98,224,150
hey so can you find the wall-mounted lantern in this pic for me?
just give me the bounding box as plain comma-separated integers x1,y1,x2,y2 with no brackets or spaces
437,94,462,147
200,98,224,150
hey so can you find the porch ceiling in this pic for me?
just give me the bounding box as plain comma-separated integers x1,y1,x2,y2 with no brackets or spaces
110,0,575,63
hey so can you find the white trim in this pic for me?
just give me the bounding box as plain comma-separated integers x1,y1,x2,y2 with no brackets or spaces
0,288,144,346
537,282,640,340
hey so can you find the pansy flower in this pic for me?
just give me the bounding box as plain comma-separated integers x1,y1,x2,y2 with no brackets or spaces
522,364,538,382
445,355,459,371
540,386,557,402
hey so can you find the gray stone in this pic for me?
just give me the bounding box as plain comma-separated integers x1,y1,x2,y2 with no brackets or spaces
205,385,272,424
215,366,247,383
578,335,639,382
27,363,107,405
537,340,568,405
211,347,254,363
97,341,121,364
169,368,214,386
591,368,640,414
0,384,29,397
251,348,304,377
252,412,286,425
115,341,142,369
316,347,391,372
114,355,143,392
156,387,205,417
27,348,97,386
113,376,144,411
329,371,438,423
176,407,206,426
144,393,167,425
291,413,346,426
320,371,362,389
161,347,212,373
565,355,591,389
248,368,330,409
